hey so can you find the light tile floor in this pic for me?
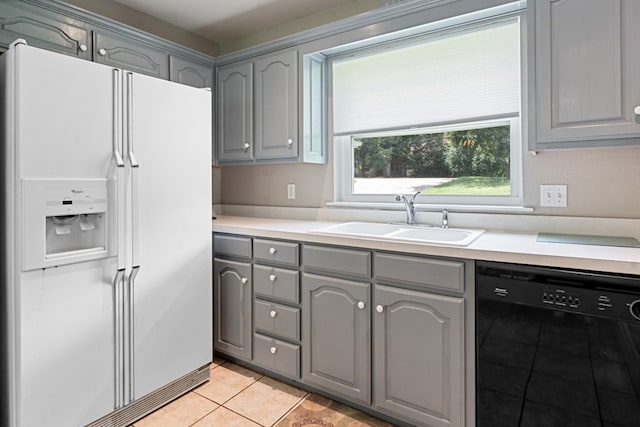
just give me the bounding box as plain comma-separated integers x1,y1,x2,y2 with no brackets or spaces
132,358,309,427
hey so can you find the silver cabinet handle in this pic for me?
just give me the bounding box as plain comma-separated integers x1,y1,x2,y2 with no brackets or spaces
241,277,248,284
287,138,293,146
98,48,106,56
634,106,640,115
270,310,277,318
243,142,250,151
269,247,277,255
376,305,384,313
270,346,277,354
357,301,365,310
269,274,276,282
79,43,87,52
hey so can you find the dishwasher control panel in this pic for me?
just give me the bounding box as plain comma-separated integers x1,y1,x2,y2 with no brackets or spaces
477,261,640,323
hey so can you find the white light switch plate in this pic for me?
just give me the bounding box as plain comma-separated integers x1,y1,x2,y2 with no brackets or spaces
287,183,296,200
540,184,567,207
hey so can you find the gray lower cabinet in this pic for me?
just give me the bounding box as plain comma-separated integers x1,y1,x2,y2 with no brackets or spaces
302,273,371,405
374,284,465,427
213,258,252,360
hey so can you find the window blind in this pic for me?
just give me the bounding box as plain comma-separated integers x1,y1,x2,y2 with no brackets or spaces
332,18,521,135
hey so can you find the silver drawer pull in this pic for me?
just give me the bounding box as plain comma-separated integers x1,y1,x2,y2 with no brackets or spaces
241,277,248,284
357,301,365,310
634,106,640,115
79,44,87,52
270,346,277,354
98,48,106,56
243,142,250,150
269,274,277,282
376,305,384,313
270,310,277,318
287,138,293,146
269,247,277,255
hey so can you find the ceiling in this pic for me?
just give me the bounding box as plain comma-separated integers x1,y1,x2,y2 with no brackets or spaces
112,0,361,44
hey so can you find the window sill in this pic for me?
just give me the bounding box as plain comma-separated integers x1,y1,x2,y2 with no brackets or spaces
325,201,534,214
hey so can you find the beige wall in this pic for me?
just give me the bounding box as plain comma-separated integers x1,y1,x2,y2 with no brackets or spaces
63,0,219,56
220,145,640,219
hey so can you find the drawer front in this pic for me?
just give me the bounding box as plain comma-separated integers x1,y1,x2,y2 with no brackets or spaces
374,253,465,293
303,245,371,279
254,239,299,267
254,265,299,304
254,299,300,341
214,234,252,259
254,333,300,378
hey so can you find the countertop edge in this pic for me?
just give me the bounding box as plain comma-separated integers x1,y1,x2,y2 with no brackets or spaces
212,216,640,275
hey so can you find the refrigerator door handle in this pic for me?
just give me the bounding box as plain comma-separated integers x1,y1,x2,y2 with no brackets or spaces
112,69,124,168
112,268,126,409
125,72,139,168
126,72,140,268
125,265,140,403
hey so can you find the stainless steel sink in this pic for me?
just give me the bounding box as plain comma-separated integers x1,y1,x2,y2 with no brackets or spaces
310,222,484,246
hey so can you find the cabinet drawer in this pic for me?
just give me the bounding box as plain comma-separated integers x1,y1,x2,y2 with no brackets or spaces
254,333,300,378
254,239,299,267
214,234,252,259
254,265,299,304
254,299,300,341
303,245,371,279
374,253,465,293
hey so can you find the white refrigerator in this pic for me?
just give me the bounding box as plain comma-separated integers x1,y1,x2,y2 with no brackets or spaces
1,40,212,427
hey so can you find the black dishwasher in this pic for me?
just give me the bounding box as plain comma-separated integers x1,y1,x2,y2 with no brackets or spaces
476,261,640,427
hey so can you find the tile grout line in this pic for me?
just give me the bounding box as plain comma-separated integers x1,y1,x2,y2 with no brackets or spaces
268,392,310,427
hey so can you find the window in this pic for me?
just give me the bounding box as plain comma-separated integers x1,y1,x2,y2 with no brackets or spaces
331,10,524,206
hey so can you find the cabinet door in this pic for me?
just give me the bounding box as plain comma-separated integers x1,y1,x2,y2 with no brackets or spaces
374,285,464,427
170,55,212,88
254,50,298,160
534,0,640,147
302,273,370,405
214,258,252,360
217,61,253,162
0,2,90,59
94,30,169,79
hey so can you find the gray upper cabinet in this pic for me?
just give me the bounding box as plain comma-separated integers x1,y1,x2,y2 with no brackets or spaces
216,49,301,164
0,1,213,89
532,0,640,148
254,50,298,160
302,273,371,405
170,55,212,89
213,258,253,360
0,2,90,59
94,30,169,80
217,61,254,162
373,285,465,427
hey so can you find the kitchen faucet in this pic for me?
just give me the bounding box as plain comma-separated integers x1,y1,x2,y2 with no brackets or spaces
441,208,449,229
395,191,421,225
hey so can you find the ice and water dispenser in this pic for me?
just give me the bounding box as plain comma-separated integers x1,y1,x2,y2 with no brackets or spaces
22,179,111,270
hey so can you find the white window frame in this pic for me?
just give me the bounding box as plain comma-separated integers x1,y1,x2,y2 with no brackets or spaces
329,8,527,209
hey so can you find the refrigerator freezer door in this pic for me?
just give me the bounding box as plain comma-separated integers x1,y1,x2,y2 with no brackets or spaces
19,259,118,427
127,72,212,399
9,44,122,426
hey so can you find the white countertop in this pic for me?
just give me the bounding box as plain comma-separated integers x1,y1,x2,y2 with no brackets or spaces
212,216,640,275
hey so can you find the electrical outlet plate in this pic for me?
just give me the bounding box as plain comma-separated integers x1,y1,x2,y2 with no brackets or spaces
287,183,296,200
540,184,567,207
